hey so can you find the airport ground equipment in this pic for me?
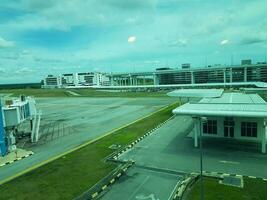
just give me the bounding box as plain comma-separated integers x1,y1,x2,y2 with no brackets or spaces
0,96,40,156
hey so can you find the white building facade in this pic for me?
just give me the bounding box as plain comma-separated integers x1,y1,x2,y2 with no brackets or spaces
173,92,267,153
43,75,62,88
43,72,110,88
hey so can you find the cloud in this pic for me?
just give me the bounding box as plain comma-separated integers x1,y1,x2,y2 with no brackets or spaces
15,67,35,74
128,36,136,43
220,39,229,45
0,68,6,73
102,0,156,10
4,0,156,31
168,39,188,47
0,37,15,48
240,37,267,45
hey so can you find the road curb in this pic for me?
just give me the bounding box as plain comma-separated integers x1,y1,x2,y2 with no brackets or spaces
107,115,175,162
202,170,267,182
0,152,34,167
172,175,199,200
74,161,135,200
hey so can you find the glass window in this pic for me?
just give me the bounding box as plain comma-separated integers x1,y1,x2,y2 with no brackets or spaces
241,122,257,137
203,120,217,135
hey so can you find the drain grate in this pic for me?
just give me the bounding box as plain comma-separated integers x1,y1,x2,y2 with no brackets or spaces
219,176,244,188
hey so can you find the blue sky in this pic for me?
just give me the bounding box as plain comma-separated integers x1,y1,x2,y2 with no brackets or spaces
0,0,267,83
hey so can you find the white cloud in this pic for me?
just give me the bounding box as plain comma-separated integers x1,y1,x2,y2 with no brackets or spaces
128,36,136,43
0,68,6,73
15,67,35,74
4,0,156,31
169,39,188,47
220,39,229,45
0,37,15,48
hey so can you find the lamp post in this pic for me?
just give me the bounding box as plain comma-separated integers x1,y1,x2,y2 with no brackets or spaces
199,117,207,200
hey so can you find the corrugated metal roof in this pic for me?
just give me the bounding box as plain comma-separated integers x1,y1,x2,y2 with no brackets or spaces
173,93,267,118
167,89,224,98
199,93,266,104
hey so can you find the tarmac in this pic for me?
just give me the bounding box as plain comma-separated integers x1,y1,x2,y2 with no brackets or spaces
119,116,267,178
99,115,267,199
100,166,183,200
0,97,176,183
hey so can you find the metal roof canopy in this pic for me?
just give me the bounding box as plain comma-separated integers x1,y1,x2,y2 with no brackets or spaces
173,93,267,118
167,89,224,98
65,82,267,89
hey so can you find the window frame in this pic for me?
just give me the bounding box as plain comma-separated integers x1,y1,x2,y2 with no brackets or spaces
203,120,217,135
241,122,257,138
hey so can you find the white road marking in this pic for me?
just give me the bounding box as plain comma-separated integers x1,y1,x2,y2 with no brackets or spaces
127,176,150,200
219,160,240,165
136,194,160,200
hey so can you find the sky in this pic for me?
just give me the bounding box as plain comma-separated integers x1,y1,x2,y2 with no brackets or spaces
0,0,267,84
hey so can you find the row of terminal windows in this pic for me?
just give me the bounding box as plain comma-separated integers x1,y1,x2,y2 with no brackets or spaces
202,120,258,137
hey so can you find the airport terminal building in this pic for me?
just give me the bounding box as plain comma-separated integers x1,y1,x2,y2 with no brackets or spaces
173,92,267,153
108,62,267,86
42,60,267,88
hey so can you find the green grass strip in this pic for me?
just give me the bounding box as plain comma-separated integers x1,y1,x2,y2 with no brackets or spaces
187,177,267,200
0,102,179,200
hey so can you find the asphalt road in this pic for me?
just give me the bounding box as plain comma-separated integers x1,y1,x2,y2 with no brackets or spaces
99,116,193,200
100,166,183,200
119,116,267,178
0,97,176,182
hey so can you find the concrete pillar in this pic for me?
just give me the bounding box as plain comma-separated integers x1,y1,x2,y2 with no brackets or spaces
143,76,146,85
130,76,132,86
193,118,200,148
223,70,226,83
191,71,195,84
134,77,137,85
111,77,114,86
153,73,159,85
194,121,198,147
262,121,266,154
230,68,233,83
244,67,247,82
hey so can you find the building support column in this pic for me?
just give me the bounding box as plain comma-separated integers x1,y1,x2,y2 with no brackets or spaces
134,77,137,85
262,120,266,154
193,117,200,148
194,121,198,147
230,68,233,83
153,73,158,85
244,67,247,82
143,76,146,85
191,71,195,84
223,69,226,84
130,76,132,86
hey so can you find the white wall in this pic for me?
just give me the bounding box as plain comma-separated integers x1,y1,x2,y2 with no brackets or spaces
201,116,264,142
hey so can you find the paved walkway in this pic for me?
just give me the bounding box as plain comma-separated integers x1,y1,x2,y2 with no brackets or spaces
119,116,267,178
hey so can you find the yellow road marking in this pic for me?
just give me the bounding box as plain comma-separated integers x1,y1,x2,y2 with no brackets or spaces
0,102,178,185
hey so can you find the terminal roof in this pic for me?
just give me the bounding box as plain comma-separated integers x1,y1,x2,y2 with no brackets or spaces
173,93,267,118
167,89,224,98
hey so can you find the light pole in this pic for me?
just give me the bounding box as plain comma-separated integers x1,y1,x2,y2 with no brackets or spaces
199,117,207,200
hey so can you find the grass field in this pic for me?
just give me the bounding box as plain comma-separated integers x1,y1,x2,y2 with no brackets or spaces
187,177,267,200
0,102,179,200
0,88,170,98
